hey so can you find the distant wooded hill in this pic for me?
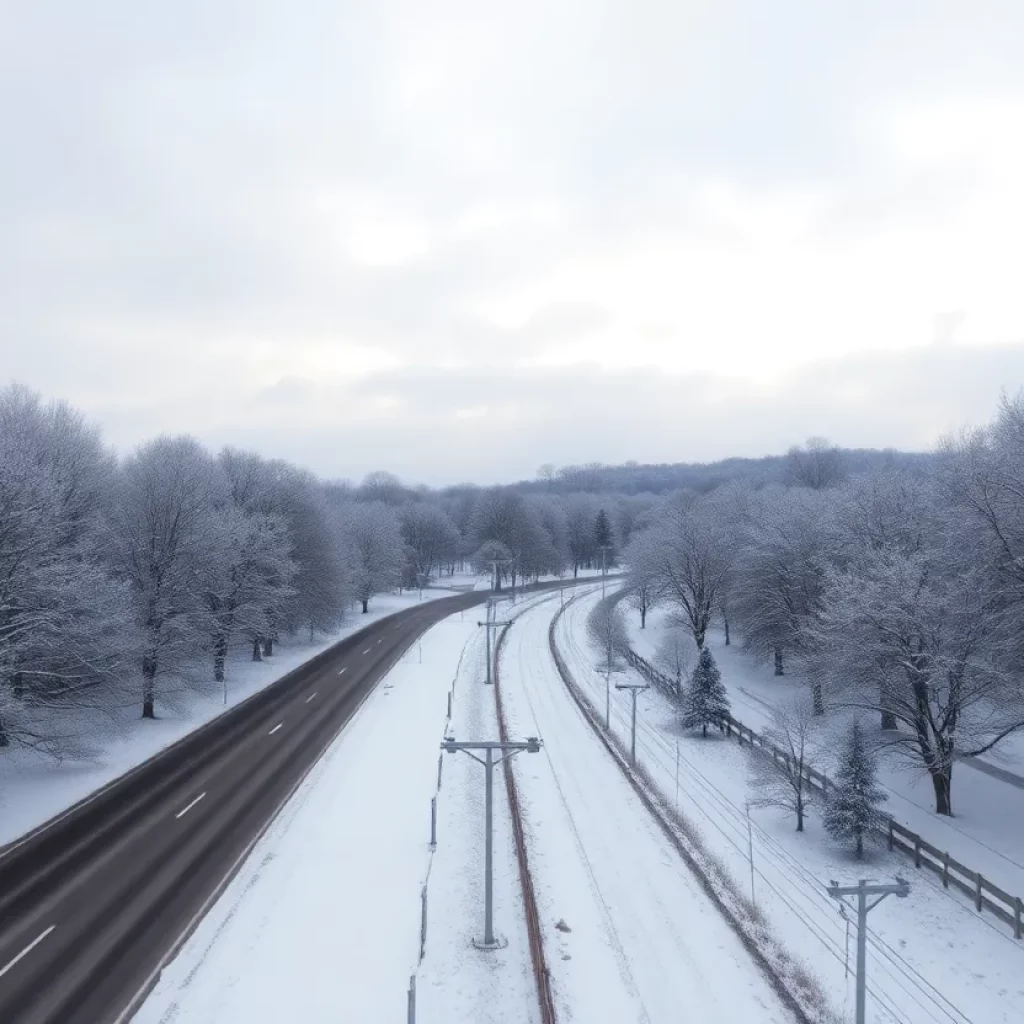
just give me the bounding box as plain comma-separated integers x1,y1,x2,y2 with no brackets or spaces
517,445,934,496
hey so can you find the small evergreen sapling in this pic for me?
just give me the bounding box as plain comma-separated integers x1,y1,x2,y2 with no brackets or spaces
823,719,888,858
683,647,730,738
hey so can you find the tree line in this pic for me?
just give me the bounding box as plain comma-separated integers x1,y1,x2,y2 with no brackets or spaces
0,385,634,753
622,400,1024,817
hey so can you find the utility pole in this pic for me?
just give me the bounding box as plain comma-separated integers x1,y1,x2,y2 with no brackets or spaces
442,737,543,948
615,682,648,766
478,600,512,685
826,878,910,1024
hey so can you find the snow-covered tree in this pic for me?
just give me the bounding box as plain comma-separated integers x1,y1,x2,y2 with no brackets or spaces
653,616,697,699
594,507,614,566
647,496,733,650
342,501,404,613
683,647,730,738
400,502,460,582
586,596,630,672
822,719,888,858
110,436,225,718
623,529,660,628
731,486,836,677
785,437,846,490
203,505,296,681
563,494,599,576
471,540,514,588
747,696,819,831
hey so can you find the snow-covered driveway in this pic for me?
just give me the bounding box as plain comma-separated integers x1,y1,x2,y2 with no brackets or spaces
499,597,794,1023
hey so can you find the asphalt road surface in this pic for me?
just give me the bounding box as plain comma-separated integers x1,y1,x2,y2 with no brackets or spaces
0,582,589,1024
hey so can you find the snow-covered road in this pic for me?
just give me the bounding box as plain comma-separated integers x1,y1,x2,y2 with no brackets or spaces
499,596,795,1023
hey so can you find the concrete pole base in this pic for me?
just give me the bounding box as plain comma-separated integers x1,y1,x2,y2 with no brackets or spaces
472,934,508,952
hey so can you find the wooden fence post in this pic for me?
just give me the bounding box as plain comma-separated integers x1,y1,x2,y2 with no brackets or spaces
976,874,984,912
914,835,921,869
888,820,894,852
942,852,949,888
1015,897,1022,940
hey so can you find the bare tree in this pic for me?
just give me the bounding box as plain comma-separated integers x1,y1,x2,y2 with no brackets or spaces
653,616,697,699
623,529,660,628
647,496,732,649
586,596,630,672
400,502,460,582
747,696,819,831
785,437,846,490
731,486,836,678
809,544,1019,815
342,501,404,613
110,436,225,718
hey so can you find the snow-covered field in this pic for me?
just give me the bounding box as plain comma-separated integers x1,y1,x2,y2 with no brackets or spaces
499,592,796,1023
0,590,459,848
630,604,1024,902
576,589,1024,1024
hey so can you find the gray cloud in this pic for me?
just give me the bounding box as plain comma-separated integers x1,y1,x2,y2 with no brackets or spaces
2,2,1023,482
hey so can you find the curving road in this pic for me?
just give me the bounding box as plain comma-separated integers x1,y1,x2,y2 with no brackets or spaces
0,583,588,1024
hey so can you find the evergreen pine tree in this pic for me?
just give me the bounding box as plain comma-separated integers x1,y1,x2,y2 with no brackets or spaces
822,719,888,858
683,647,730,737
594,509,613,562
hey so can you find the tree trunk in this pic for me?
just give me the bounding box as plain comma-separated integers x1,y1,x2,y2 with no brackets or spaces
142,656,157,719
694,627,706,650
774,647,784,676
881,709,898,730
640,606,647,629
252,638,262,662
855,833,864,859
574,563,579,579
702,722,707,738
362,598,369,613
214,634,228,683
812,681,824,715
263,637,273,657
930,764,953,816
796,791,804,832
723,614,730,646
12,672,24,699
0,716,9,747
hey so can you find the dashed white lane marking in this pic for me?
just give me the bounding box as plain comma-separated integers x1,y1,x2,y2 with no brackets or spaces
362,648,372,655
338,667,347,675
306,692,318,703
377,638,383,644
0,926,56,980
175,793,206,820
268,723,283,736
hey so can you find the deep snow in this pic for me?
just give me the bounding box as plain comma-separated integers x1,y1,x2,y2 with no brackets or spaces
498,593,796,1023
583,589,1024,1024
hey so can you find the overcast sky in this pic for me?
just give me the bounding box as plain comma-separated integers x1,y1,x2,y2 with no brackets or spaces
3,2,1023,485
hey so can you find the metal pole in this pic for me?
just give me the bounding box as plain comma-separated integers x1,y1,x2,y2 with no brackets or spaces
855,882,867,1024
630,688,638,766
408,975,416,1024
675,739,680,810
605,667,611,730
746,802,755,904
430,796,437,849
602,546,607,598
484,747,494,946
485,615,492,685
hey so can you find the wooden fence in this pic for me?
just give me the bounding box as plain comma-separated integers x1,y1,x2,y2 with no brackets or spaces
623,647,1024,939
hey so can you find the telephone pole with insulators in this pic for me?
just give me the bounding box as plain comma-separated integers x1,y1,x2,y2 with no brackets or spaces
614,682,648,766
826,877,910,1024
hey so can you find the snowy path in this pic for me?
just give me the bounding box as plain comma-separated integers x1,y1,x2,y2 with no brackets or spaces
499,596,794,1023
